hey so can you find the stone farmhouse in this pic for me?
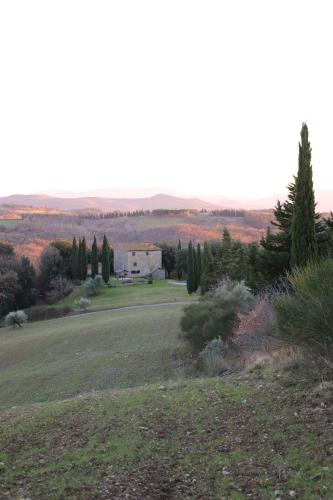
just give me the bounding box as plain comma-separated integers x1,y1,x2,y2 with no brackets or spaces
114,243,165,279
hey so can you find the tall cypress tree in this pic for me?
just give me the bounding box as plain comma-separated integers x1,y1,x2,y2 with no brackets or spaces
81,237,88,280
176,239,183,280
78,238,82,280
193,246,198,292
71,237,80,280
220,227,232,277
91,235,98,278
291,123,318,267
102,234,110,283
200,241,214,294
196,242,202,287
186,241,194,294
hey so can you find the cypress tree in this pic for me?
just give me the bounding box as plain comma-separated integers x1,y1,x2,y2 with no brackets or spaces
91,235,98,278
186,241,194,294
78,238,82,280
81,237,88,280
291,123,318,267
220,227,232,277
193,246,198,292
200,241,214,294
196,242,202,287
176,239,183,280
102,234,110,283
71,237,80,280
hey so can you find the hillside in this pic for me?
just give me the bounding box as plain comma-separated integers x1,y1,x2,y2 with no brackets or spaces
1,280,333,498
0,193,220,212
0,211,273,263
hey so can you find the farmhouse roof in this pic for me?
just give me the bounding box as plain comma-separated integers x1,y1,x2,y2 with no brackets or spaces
118,242,161,251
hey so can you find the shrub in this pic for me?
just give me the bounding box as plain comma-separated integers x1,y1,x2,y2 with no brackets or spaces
181,281,253,349
199,337,231,375
5,310,28,327
75,297,91,311
24,305,71,322
45,276,73,304
85,275,105,296
274,259,333,357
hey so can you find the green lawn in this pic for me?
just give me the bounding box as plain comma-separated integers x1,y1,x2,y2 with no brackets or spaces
61,279,194,311
0,303,193,408
1,375,332,499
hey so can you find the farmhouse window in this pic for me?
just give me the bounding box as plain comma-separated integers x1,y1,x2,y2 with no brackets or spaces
133,262,137,267
132,251,136,256
146,251,149,255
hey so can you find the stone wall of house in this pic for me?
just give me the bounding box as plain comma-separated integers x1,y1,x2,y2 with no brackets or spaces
114,246,128,274
127,250,162,277
114,246,163,277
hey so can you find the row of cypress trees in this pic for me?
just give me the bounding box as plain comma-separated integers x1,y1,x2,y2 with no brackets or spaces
71,235,111,283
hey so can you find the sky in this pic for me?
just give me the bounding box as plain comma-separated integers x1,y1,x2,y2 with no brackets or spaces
1,1,333,199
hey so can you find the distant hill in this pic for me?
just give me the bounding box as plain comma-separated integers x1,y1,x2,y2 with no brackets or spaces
0,193,221,212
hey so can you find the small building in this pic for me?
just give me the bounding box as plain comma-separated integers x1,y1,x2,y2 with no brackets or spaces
114,243,165,279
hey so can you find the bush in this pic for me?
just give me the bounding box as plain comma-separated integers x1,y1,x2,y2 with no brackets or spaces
75,297,91,311
5,310,28,327
45,277,73,304
199,337,232,375
181,281,253,349
24,305,71,322
274,259,333,357
85,275,106,296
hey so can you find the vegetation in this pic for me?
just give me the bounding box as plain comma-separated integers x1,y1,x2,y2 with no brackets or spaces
91,235,98,278
290,123,318,267
4,310,27,327
0,302,190,408
74,297,91,311
275,259,333,356
101,234,110,283
181,281,253,349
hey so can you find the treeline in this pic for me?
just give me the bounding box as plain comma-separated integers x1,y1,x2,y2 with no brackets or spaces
0,234,115,318
79,210,151,220
210,209,245,217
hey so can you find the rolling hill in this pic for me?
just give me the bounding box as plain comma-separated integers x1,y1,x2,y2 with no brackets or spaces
0,193,220,212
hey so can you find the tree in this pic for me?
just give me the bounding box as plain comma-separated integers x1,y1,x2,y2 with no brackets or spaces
186,241,195,294
80,237,88,280
0,270,21,317
200,241,214,295
176,239,183,280
78,239,82,280
91,235,98,278
291,123,318,267
196,242,202,287
38,246,64,292
102,235,110,283
220,228,233,277
15,256,36,308
71,237,80,280
159,242,176,279
193,246,198,292
0,241,14,257
51,240,73,279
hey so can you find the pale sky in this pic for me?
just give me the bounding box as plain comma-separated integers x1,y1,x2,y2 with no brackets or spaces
1,1,333,199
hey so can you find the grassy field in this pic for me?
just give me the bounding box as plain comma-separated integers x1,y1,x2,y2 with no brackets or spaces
1,276,333,498
0,303,193,408
0,219,22,227
61,279,194,310
1,374,333,499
